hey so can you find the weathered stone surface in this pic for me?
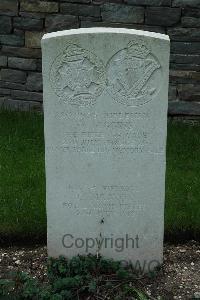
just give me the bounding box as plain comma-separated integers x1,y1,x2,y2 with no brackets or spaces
181,16,200,27
170,63,200,71
168,100,200,115
0,16,12,34
168,85,177,100
128,23,166,33
79,15,102,21
92,0,109,5
80,20,165,33
0,98,42,111
172,0,200,8
60,3,100,17
0,88,11,95
101,3,144,23
0,56,7,67
167,27,200,41
0,0,18,16
171,42,200,54
37,59,42,71
181,11,200,39
13,28,24,36
79,20,108,27
26,72,43,91
182,7,200,17
62,0,91,3
0,69,26,83
42,28,169,268
19,12,46,19
146,7,181,26
170,69,200,83
92,0,119,4
0,80,26,90
126,0,171,5
25,31,44,48
13,17,43,30
0,34,24,47
8,57,37,71
0,97,7,107
45,14,79,32
78,16,102,23
1,46,42,58
11,89,43,102
170,54,200,64
20,1,58,13
177,84,200,101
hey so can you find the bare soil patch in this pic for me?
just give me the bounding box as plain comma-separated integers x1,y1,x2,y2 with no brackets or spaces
0,241,199,299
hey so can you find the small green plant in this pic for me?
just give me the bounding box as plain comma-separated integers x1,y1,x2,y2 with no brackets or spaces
0,255,156,299
123,285,149,299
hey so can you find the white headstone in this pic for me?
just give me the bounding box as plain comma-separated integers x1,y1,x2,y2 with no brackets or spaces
42,28,170,273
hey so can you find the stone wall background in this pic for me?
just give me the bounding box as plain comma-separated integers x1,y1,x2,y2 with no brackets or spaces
0,0,200,116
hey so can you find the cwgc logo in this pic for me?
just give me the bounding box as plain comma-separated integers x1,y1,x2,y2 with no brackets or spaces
50,39,162,107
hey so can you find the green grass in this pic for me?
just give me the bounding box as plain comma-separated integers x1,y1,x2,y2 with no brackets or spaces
0,111,200,244
165,120,200,241
0,111,46,244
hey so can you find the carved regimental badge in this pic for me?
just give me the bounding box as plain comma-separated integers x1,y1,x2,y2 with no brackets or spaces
50,40,162,107
50,44,106,106
106,40,162,106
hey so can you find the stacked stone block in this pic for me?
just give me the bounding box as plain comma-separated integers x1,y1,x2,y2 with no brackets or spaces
0,0,200,115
